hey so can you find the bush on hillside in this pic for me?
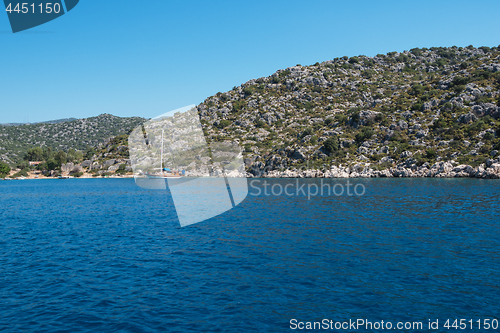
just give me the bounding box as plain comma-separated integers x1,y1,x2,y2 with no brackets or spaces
0,162,11,177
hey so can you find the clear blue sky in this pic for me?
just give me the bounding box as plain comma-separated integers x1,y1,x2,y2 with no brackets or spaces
1,0,499,123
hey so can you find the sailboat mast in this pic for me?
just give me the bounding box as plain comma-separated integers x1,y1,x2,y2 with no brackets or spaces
161,129,164,170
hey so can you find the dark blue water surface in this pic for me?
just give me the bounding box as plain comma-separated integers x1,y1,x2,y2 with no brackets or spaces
0,178,499,332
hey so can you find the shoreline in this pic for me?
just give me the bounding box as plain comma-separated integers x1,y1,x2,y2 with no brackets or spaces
1,172,136,181
3,159,500,180
247,160,500,179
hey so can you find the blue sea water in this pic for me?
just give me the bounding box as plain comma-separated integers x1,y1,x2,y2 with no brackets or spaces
0,178,499,332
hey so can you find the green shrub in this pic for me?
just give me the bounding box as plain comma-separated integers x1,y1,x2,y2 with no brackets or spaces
483,132,494,141
324,117,334,126
304,101,314,110
232,100,245,113
396,54,410,63
410,84,425,96
348,56,359,64
452,76,470,86
425,149,437,159
255,119,267,128
432,117,448,130
410,48,422,57
11,168,29,178
435,58,448,67
16,161,29,169
55,151,67,166
279,70,291,78
218,120,231,129
0,162,11,178
115,164,128,174
242,87,253,96
36,162,47,171
300,127,313,139
453,85,465,93
323,138,339,153
465,120,487,136
24,147,44,161
479,46,491,53
351,111,360,124
472,70,491,81
46,159,59,171
335,114,348,124
73,172,84,178
355,128,374,144
412,103,423,111
378,161,393,170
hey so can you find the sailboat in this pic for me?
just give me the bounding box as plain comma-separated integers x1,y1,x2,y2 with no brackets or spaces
145,129,184,179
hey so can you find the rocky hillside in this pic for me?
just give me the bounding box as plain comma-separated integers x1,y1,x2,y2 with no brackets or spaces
196,45,500,178
0,114,145,164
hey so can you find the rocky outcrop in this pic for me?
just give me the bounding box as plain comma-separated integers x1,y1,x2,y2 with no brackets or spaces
81,160,92,168
246,157,500,179
60,162,74,173
70,165,84,174
458,112,477,124
61,162,84,174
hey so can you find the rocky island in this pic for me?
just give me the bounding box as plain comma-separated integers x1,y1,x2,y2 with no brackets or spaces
196,45,500,178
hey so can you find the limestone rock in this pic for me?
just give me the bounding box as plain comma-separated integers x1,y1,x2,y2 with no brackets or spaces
70,165,84,174
400,151,413,158
397,119,408,130
61,163,74,173
458,112,477,124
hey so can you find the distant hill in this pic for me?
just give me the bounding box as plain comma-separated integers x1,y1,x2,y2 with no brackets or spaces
1,118,78,126
0,114,145,164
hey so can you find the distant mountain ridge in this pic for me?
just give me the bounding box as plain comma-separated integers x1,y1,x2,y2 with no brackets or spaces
0,114,146,164
1,118,78,126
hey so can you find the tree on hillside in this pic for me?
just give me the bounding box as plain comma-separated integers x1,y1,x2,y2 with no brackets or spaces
42,147,53,161
68,149,83,162
24,147,44,161
85,146,95,160
54,151,67,166
46,159,58,171
323,138,339,154
0,162,11,177
16,161,29,170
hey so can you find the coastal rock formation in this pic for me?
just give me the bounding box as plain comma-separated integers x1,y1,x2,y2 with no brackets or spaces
246,157,500,179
